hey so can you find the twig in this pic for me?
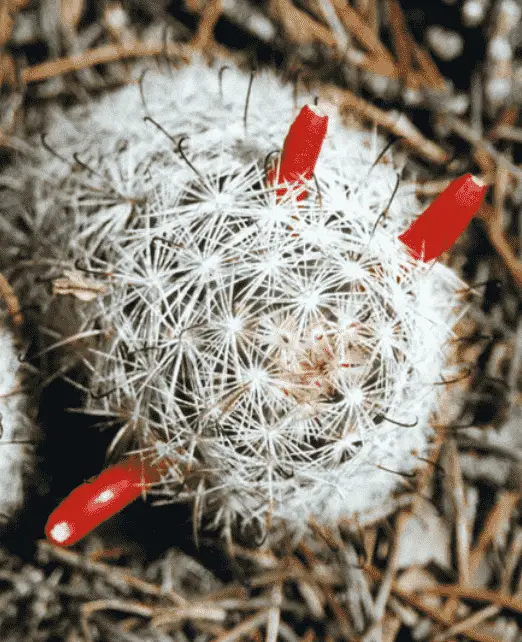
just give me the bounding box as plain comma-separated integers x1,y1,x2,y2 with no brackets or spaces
38,541,188,606
501,529,522,593
250,564,341,587
317,0,350,53
329,0,396,77
418,586,522,614
489,124,522,143
448,438,471,586
322,584,354,640
436,439,472,641
385,0,446,91
191,0,223,50
21,40,221,83
432,605,501,642
150,602,227,627
81,599,155,642
381,613,402,642
356,0,378,33
386,0,416,89
265,583,283,642
269,0,336,47
364,565,502,642
443,114,522,184
468,492,520,573
210,610,269,642
477,202,522,290
373,512,409,620
0,271,23,328
408,177,453,196
457,436,522,463
407,34,446,89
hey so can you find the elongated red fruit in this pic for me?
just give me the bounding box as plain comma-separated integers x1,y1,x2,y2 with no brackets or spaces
399,174,488,262
45,455,161,546
268,104,328,201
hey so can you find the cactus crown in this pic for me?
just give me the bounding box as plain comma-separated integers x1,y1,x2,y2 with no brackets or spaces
1,60,467,540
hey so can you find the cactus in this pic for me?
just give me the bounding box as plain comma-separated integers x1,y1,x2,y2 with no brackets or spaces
1,59,483,543
0,280,37,526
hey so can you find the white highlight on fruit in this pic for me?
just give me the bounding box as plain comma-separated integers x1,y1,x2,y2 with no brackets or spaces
49,521,71,544
94,489,116,504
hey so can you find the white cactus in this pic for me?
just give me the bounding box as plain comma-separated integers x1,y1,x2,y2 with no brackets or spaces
0,59,467,541
0,308,37,525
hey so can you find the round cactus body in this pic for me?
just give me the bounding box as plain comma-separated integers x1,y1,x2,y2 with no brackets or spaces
2,60,472,541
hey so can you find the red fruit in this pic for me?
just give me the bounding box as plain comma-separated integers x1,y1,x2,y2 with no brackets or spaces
399,174,488,262
45,455,161,546
267,104,328,201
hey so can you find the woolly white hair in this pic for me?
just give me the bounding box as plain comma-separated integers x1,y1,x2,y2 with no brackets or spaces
0,311,36,524
0,59,467,540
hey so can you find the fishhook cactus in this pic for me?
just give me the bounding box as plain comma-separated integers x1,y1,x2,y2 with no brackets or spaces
0,60,487,545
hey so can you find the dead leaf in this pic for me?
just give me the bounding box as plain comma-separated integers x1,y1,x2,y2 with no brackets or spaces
396,503,451,570
52,270,108,302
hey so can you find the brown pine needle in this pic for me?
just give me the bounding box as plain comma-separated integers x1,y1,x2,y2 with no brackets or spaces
211,610,269,642
150,603,227,628
444,114,522,183
322,585,354,640
191,0,223,50
407,36,446,89
329,0,396,71
468,492,521,573
374,512,409,620
386,0,415,88
449,439,471,586
39,541,188,606
265,584,283,642
437,439,471,633
269,0,336,47
477,202,522,291
21,40,209,84
364,565,503,642
433,605,502,642
356,0,378,33
0,271,23,328
418,586,522,615
81,599,155,642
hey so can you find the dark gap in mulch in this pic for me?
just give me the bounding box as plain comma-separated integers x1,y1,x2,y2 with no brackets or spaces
401,0,488,91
